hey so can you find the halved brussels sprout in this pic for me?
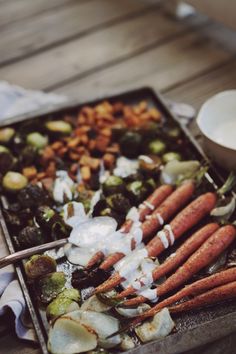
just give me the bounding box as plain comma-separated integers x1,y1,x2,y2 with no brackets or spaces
0,127,15,144
17,226,45,249
25,255,57,279
0,146,14,173
57,288,81,302
106,193,131,214
102,175,125,196
126,180,148,204
36,272,66,303
147,139,166,155
18,184,48,208
2,171,28,192
26,132,48,149
47,299,79,321
45,121,72,135
48,316,98,354
135,308,175,343
162,152,182,164
119,131,142,158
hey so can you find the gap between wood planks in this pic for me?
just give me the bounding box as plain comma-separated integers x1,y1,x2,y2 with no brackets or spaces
0,1,156,67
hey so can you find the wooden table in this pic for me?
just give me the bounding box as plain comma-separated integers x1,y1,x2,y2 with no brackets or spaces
0,1,236,353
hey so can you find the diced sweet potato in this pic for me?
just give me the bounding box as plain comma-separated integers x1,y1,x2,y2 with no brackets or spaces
22,166,37,180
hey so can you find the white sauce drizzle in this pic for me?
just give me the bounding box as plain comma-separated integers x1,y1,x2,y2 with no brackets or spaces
156,213,164,225
157,230,169,249
126,207,140,222
139,155,153,164
143,201,155,210
139,204,146,210
169,252,176,258
113,157,139,178
137,288,159,303
53,170,74,203
164,224,175,245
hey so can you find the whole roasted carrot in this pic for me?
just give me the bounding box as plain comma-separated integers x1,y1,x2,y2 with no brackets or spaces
95,192,217,294
169,280,236,313
87,184,173,268
117,223,219,299
123,225,236,306
128,268,236,327
99,181,195,270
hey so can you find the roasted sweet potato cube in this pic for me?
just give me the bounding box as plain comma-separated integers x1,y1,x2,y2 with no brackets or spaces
22,166,37,180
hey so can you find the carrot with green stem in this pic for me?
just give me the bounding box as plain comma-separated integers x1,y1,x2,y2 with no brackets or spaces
117,223,219,299
95,192,217,294
123,225,235,307
86,184,173,268
99,181,195,270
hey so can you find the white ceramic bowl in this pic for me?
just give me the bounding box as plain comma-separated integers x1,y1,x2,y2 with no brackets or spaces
197,90,236,171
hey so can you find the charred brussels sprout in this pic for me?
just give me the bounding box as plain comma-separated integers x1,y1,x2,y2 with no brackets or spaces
147,139,166,155
119,131,142,158
72,268,110,289
35,205,56,228
139,155,162,173
2,171,28,192
45,121,72,135
26,132,48,150
0,146,14,174
46,288,80,320
106,193,131,214
0,127,15,144
18,184,48,208
162,152,182,164
20,145,38,166
17,226,45,249
25,255,57,279
35,272,66,303
102,175,125,196
126,180,148,204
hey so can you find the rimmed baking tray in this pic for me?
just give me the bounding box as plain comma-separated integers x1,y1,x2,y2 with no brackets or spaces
0,87,236,354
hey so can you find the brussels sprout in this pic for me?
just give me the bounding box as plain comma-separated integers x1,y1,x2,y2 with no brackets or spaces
0,127,15,144
0,146,14,174
57,288,81,302
106,193,131,214
36,272,66,303
126,180,148,204
119,131,142,158
102,175,125,196
2,171,28,192
166,126,181,139
20,145,37,166
162,152,182,164
26,132,48,150
46,296,80,321
147,139,166,155
18,184,48,208
72,267,110,289
17,225,45,249
45,121,72,135
25,255,57,279
35,205,55,228
139,154,161,173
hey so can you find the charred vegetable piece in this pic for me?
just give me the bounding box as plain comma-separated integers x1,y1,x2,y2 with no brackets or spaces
35,205,56,228
102,175,125,196
57,288,81,302
139,154,162,173
72,268,110,289
2,171,28,192
25,255,57,279
126,180,148,204
51,220,71,240
45,121,72,135
147,139,166,155
119,131,142,158
18,184,48,208
36,272,66,303
162,152,182,164
20,146,37,166
46,297,80,321
0,146,14,174
26,132,48,149
17,226,45,249
106,193,131,214
0,127,15,144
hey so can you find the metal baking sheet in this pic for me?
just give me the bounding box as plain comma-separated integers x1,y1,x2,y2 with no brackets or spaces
0,87,236,354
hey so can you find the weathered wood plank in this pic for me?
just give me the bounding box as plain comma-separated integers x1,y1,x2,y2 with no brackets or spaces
53,24,234,103
0,10,207,90
165,59,236,109
0,0,77,27
0,0,150,66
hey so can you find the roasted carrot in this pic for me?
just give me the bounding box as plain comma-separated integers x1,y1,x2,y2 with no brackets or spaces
129,268,236,327
169,280,236,313
99,181,195,270
95,192,217,294
117,223,219,299
123,225,236,306
87,184,173,268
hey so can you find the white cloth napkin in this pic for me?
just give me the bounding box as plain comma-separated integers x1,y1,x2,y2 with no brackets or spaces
0,81,67,341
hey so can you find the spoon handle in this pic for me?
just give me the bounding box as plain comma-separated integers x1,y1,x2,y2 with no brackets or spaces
0,238,68,269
